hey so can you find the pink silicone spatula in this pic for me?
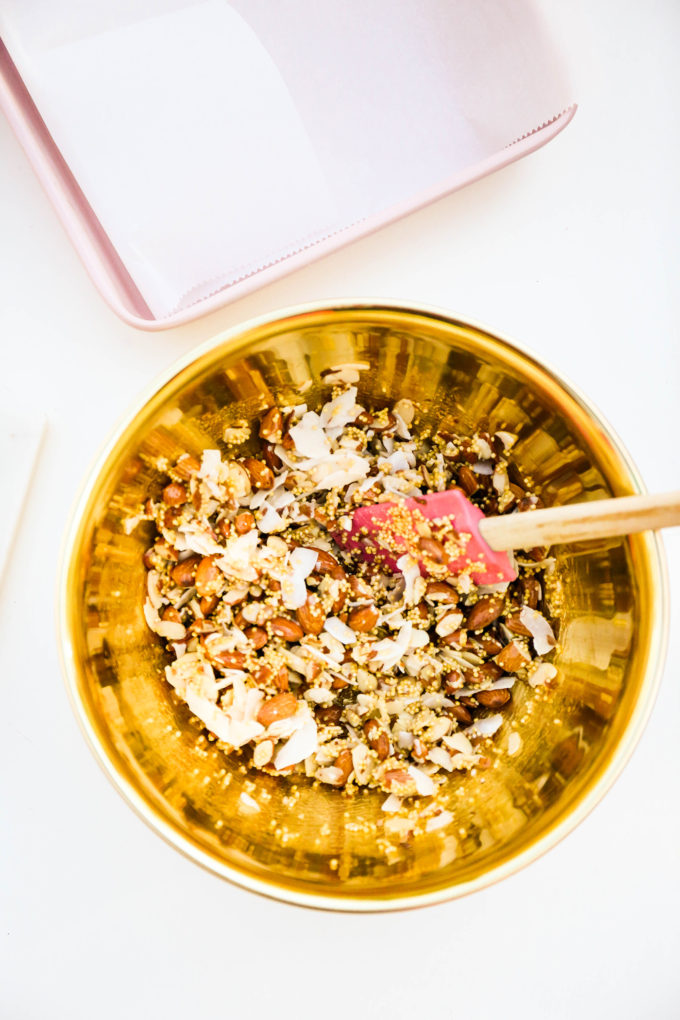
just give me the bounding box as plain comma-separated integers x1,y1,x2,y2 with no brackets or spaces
336,488,680,584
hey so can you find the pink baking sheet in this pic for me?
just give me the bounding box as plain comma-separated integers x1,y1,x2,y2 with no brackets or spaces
0,1,575,331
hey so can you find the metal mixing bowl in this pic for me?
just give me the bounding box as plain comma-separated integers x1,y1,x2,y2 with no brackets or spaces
58,302,668,910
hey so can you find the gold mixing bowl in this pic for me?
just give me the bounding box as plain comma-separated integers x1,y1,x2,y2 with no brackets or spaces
58,301,668,910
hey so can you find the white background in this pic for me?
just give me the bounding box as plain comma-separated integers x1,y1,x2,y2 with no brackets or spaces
1,2,679,1017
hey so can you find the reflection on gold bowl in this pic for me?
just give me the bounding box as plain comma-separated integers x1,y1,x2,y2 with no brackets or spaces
58,302,668,910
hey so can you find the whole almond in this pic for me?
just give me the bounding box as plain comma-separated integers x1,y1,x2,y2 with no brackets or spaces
317,706,343,726
466,596,504,631
259,406,283,442
457,464,480,495
447,703,473,725
256,692,298,726
476,688,511,708
425,581,459,604
242,457,274,490
162,482,187,506
270,617,304,642
348,605,379,633
520,577,541,609
296,596,326,636
233,510,255,534
199,595,219,616
245,626,268,650
310,547,346,581
334,749,354,784
418,537,447,563
494,641,530,672
161,606,182,624
194,556,222,597
363,719,389,760
170,556,201,587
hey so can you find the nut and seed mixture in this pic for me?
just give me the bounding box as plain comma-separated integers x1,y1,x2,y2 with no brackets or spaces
137,378,557,807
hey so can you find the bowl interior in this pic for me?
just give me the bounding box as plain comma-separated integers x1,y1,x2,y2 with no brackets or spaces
61,306,665,908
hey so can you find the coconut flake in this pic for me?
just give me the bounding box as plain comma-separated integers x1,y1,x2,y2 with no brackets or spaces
319,386,359,430
408,765,435,797
258,505,285,534
199,449,222,480
467,713,503,738
425,811,453,832
428,746,455,771
507,731,522,755
381,793,403,813
444,732,474,755
238,791,260,814
273,718,318,770
289,411,332,458
324,617,357,645
527,661,558,687
519,606,556,656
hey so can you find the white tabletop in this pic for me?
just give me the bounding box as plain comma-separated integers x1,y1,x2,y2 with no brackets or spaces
2,2,679,1018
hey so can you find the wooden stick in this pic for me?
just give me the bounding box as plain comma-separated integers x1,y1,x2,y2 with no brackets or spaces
478,490,680,552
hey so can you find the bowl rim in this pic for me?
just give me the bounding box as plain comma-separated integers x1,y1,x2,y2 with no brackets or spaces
56,298,670,912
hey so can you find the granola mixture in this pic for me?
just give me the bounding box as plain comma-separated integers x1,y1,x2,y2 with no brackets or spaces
138,380,557,804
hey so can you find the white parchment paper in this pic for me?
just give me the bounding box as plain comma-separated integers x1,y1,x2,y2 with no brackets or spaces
1,0,572,318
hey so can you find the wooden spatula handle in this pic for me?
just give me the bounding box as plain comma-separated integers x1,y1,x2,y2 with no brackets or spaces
478,490,680,552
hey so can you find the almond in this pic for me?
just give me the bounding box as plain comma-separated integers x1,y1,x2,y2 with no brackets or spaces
476,689,511,708
273,666,289,691
466,596,504,631
256,692,298,726
425,581,459,604
170,556,201,587
504,611,533,637
475,633,504,656
242,457,274,490
161,606,182,624
270,617,304,642
162,482,187,506
194,556,222,598
173,454,201,480
443,668,464,692
494,641,530,672
259,406,283,442
296,596,326,636
310,547,346,581
262,442,283,473
199,595,219,616
245,626,268,650
233,510,255,534
347,605,379,633
418,537,447,563
316,706,343,726
334,749,354,784
447,703,473,725
457,464,479,495
211,649,246,670
348,575,373,599
363,719,389,760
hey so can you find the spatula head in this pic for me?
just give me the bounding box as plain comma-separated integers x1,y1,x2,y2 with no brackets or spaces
336,489,516,585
